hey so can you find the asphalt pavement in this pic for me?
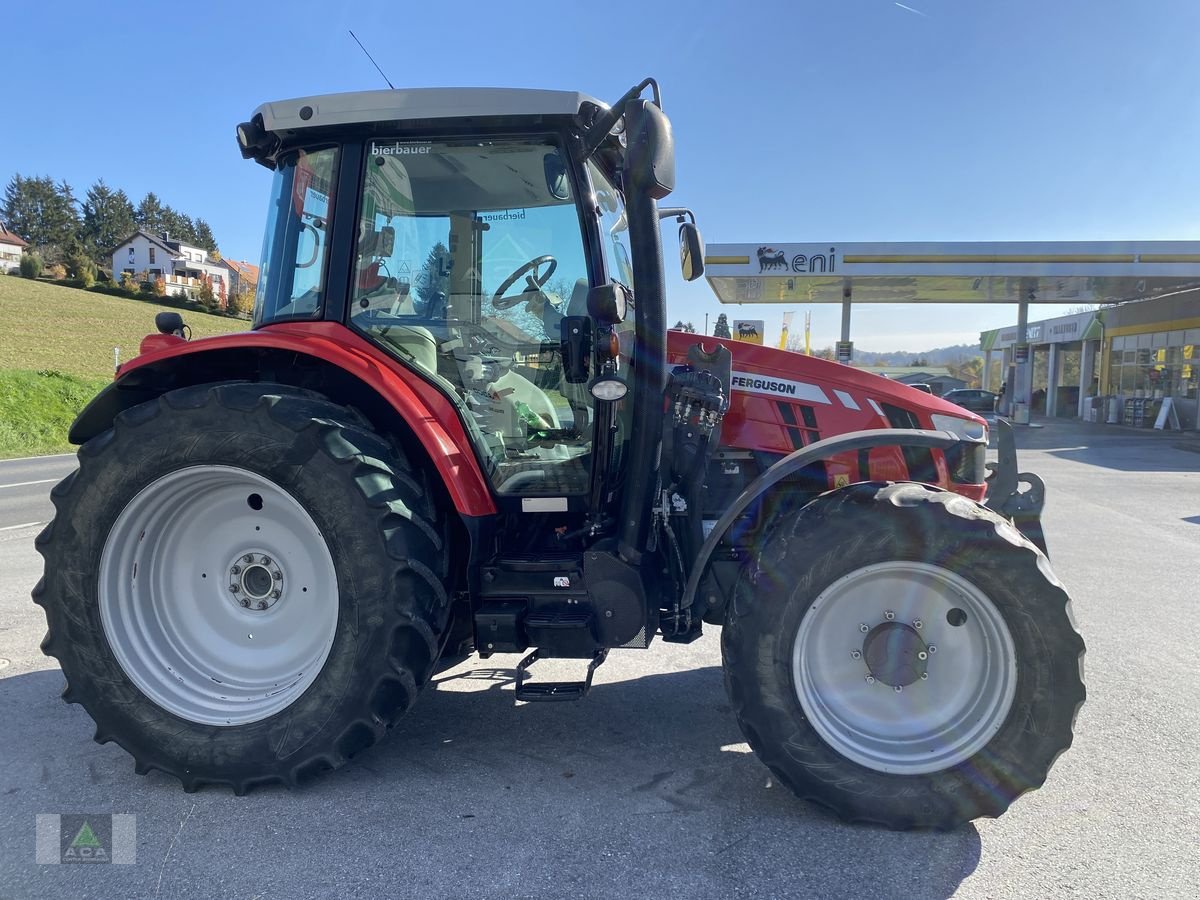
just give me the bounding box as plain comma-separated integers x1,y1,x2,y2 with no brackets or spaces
0,425,1197,899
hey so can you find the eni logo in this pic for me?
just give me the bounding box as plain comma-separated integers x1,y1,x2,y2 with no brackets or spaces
792,247,837,273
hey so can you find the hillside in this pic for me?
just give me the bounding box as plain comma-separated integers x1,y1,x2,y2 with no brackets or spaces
0,276,247,378
853,343,983,366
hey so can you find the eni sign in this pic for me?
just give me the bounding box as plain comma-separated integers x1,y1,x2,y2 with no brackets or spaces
756,246,838,274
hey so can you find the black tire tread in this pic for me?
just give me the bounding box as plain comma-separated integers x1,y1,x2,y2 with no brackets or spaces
722,481,1086,830
34,382,451,794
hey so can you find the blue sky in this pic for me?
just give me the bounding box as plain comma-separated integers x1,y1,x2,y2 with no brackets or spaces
4,0,1198,351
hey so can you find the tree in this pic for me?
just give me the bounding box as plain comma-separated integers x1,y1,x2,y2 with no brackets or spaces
3,175,81,261
415,242,450,313
135,192,166,236
193,218,218,254
713,313,732,338
161,206,196,244
80,180,136,263
812,346,836,361
19,251,43,279
908,357,930,368
672,320,696,333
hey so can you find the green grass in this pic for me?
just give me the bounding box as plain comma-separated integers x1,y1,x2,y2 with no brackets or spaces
0,275,247,378
0,369,111,458
0,276,249,458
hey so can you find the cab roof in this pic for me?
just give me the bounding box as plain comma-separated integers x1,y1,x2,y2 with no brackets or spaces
252,88,602,133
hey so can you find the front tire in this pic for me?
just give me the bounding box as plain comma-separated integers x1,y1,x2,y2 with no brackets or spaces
722,481,1085,829
33,383,451,793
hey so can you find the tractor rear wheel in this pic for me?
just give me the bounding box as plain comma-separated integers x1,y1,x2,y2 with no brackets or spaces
33,383,451,792
722,481,1085,829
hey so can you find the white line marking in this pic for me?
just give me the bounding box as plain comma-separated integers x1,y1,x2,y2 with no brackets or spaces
0,479,58,490
0,452,75,463
0,521,43,532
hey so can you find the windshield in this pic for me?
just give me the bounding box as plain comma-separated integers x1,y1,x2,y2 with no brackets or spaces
350,137,598,496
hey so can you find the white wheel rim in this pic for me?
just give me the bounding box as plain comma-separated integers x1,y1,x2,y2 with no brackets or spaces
792,561,1017,775
99,466,339,726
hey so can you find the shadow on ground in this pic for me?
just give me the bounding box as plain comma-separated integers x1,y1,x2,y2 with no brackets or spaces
0,661,982,899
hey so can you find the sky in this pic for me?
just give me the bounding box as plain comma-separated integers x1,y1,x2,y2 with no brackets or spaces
3,0,1199,352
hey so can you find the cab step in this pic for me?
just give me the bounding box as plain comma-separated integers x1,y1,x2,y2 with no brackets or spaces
515,648,608,702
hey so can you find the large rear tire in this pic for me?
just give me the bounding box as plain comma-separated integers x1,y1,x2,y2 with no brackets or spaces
33,383,451,793
722,481,1085,829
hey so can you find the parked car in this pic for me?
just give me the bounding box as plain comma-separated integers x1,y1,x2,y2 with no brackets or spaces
942,388,998,414
908,383,934,394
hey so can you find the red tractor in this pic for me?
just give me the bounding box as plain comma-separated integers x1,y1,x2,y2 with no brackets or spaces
34,79,1083,829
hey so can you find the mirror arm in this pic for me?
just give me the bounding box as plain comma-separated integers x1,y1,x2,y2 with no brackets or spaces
657,207,695,224
582,78,662,155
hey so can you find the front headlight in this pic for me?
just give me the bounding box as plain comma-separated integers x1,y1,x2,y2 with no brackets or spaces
930,414,987,443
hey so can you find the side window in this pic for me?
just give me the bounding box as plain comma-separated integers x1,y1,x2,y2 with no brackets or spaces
586,161,634,292
255,147,339,324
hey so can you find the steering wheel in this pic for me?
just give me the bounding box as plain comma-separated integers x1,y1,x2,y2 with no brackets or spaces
491,255,557,309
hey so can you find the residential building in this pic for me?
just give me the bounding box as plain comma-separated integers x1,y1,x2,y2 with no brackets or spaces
110,230,226,301
0,223,28,271
852,365,967,396
220,258,259,299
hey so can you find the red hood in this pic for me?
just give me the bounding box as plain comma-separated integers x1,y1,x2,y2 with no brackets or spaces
666,330,984,424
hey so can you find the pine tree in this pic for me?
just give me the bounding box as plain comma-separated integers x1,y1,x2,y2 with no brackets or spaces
80,180,136,263
193,218,218,254
415,242,450,313
713,313,732,338
135,192,166,236
2,175,81,261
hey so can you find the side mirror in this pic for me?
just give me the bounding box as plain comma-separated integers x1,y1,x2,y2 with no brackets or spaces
679,222,705,282
623,99,675,200
544,152,571,201
587,283,630,325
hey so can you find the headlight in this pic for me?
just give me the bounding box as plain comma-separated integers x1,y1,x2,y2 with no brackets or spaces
590,376,628,402
931,414,987,443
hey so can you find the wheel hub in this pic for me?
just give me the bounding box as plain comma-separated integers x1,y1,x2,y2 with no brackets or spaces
862,622,927,687
229,552,283,611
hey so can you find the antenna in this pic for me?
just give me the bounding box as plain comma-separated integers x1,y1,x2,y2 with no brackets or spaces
349,30,395,90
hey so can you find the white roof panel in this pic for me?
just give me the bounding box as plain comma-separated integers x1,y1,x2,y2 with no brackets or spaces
254,88,599,133
704,241,1200,304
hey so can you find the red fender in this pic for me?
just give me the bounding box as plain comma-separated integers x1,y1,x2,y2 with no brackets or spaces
116,322,497,516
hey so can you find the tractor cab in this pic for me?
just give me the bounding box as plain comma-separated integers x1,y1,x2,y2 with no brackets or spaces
245,85,694,516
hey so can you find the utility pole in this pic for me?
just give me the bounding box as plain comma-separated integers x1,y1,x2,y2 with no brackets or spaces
704,312,709,336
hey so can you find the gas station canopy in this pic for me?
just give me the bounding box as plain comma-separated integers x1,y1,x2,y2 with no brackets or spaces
704,241,1200,305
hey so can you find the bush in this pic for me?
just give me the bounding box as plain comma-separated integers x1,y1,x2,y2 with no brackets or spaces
228,290,255,318
196,278,220,313
20,252,44,279
120,271,138,292
46,263,67,280
152,276,166,297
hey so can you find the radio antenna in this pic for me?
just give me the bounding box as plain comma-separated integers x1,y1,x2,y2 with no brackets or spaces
349,30,395,90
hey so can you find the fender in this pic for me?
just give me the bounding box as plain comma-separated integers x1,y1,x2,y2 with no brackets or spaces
682,428,984,615
68,322,497,517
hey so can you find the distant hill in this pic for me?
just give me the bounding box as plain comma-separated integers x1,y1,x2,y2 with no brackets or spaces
852,343,982,367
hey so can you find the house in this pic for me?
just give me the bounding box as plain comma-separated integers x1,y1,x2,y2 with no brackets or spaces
220,258,259,299
0,223,28,271
110,230,227,301
853,365,967,396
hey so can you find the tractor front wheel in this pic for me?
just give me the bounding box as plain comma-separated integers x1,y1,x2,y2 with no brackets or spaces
33,383,450,792
722,481,1085,829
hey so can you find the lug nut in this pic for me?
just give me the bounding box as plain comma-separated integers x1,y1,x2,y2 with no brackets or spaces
928,645,937,654
850,650,861,660
272,570,282,580
239,597,250,608
271,590,281,599
229,584,240,593
231,565,241,575
243,554,254,564
912,619,922,629
918,651,928,661
859,623,870,633
261,556,272,567
258,601,268,610
865,675,876,685
894,685,903,693
920,673,928,680
884,610,895,620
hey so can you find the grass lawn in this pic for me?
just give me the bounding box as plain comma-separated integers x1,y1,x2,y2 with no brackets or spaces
0,275,247,378
0,276,249,458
